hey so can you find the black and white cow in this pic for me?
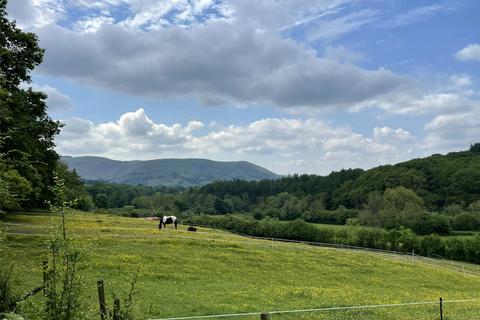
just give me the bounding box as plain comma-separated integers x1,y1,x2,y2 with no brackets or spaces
159,215,177,230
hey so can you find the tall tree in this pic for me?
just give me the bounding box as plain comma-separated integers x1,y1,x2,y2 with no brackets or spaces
0,0,61,208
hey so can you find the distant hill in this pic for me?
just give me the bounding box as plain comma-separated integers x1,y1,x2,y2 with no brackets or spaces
61,156,279,187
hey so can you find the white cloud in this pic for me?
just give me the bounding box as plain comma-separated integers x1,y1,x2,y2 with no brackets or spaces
57,108,204,158
6,0,64,28
34,21,405,111
74,15,115,33
455,44,480,62
424,110,480,153
56,108,418,174
450,74,472,88
381,2,458,28
373,127,413,142
8,0,473,116
305,9,379,41
373,90,478,115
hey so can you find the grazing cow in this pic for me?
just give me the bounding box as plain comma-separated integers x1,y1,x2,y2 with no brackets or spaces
187,226,197,232
159,216,178,230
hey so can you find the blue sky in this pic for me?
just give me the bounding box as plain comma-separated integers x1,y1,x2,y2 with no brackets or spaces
7,0,480,174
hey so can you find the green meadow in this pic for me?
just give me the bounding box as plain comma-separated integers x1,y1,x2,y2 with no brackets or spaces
2,212,480,320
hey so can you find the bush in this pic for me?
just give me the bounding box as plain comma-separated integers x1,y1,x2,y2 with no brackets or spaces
345,218,359,226
253,209,264,220
451,212,480,230
420,234,445,256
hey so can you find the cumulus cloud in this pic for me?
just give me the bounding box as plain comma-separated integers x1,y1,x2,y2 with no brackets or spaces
373,127,413,142
56,108,417,174
424,110,480,153
455,44,480,62
57,108,204,157
6,0,64,28
33,21,406,111
372,90,478,115
74,15,115,33
6,0,474,115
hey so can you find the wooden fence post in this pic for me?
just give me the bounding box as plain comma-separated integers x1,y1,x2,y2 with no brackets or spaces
260,312,271,320
439,297,443,320
97,280,107,320
113,297,121,320
42,260,51,317
42,260,48,296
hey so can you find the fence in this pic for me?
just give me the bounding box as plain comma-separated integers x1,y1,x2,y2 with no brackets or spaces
145,298,480,320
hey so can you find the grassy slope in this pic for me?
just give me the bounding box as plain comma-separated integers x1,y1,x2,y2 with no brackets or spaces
2,212,480,320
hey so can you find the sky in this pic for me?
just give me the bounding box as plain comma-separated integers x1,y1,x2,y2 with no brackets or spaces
6,0,480,175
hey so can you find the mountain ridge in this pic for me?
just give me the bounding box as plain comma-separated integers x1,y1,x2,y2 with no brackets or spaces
61,156,279,187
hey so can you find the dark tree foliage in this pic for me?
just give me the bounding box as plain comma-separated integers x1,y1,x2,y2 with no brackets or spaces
0,0,62,208
85,182,181,209
198,169,364,209
333,148,480,210
56,162,94,210
470,143,480,153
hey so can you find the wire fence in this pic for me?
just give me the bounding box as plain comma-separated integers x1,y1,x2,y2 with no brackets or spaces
147,298,480,320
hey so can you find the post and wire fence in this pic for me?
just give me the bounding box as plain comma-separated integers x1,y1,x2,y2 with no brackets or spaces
142,298,480,320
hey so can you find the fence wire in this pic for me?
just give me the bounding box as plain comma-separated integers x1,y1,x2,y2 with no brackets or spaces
148,298,480,320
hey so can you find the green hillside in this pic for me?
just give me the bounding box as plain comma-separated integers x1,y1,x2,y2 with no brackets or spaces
2,212,480,319
61,156,279,187
188,145,480,213
333,145,480,209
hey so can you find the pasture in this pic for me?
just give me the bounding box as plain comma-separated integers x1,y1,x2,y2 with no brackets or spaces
2,211,480,320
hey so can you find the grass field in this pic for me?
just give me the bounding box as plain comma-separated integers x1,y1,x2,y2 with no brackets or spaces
2,211,480,320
